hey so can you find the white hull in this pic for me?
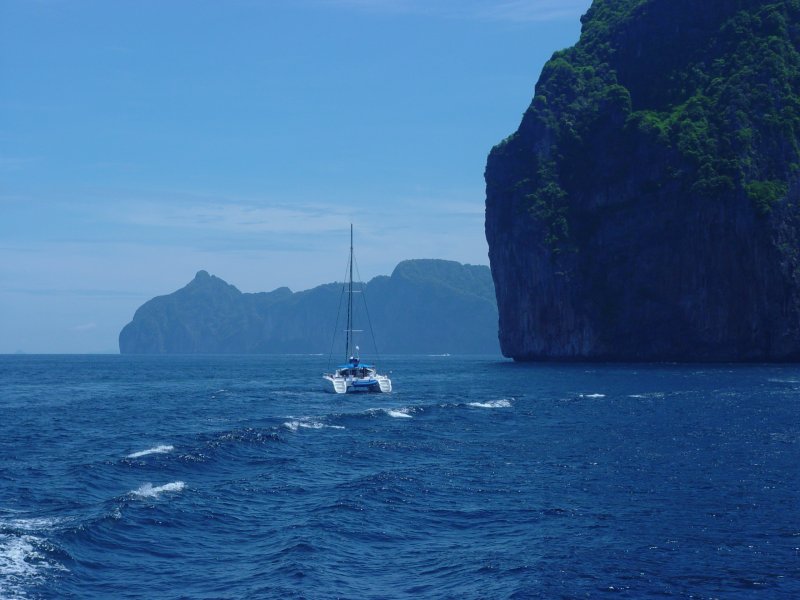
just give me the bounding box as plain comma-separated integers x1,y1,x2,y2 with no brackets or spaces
323,373,392,394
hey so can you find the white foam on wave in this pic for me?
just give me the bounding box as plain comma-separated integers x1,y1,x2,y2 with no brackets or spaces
131,481,186,499
3,517,63,533
0,533,44,580
282,420,345,432
468,399,512,409
579,393,606,399
366,406,415,419
127,445,174,459
385,408,413,419
0,532,67,599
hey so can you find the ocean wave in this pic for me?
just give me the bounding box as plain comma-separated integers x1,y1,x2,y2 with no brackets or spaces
579,393,606,399
174,427,283,463
0,534,42,586
363,407,413,419
384,408,413,419
1,517,64,534
131,481,186,499
126,445,174,459
0,532,67,599
282,420,345,432
467,399,512,409
211,428,283,446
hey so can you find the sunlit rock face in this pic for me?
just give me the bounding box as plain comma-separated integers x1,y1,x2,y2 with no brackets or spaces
485,0,800,361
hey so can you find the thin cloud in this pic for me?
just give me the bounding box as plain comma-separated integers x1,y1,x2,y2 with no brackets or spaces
314,0,590,22
119,200,354,235
102,188,486,252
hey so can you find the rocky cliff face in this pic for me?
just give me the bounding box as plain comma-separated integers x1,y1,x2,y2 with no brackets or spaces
485,0,800,361
119,261,499,355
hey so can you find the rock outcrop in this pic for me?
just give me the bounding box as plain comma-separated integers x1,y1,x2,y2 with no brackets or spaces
485,0,800,361
119,260,499,355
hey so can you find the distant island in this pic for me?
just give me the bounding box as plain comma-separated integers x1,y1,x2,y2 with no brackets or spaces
486,0,800,361
119,259,499,355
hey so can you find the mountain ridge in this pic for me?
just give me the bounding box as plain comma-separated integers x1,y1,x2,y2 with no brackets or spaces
119,259,499,355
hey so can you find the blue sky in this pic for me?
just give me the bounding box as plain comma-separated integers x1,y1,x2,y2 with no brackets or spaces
1,0,590,353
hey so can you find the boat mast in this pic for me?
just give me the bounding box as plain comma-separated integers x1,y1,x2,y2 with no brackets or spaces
345,224,354,361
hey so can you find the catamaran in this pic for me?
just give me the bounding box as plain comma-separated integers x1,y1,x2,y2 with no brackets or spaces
322,226,392,394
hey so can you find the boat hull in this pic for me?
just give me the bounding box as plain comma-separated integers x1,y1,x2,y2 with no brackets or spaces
323,375,392,394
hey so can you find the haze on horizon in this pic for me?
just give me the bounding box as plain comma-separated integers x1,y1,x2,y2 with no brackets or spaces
1,0,591,353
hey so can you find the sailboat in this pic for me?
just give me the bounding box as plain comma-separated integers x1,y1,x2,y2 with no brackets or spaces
322,226,392,394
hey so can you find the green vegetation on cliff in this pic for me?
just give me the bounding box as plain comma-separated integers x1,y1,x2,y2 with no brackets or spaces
514,0,800,245
485,0,800,361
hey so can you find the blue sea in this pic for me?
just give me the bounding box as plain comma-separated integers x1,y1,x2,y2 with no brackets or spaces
1,355,799,599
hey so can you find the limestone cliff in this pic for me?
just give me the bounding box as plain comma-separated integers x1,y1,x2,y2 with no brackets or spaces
485,0,800,361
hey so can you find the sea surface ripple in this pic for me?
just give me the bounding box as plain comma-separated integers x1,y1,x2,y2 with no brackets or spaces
1,355,799,598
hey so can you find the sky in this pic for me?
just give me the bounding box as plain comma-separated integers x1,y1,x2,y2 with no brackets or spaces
0,0,591,353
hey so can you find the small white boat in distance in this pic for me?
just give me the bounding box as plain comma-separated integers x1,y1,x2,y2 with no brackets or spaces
323,350,392,394
323,226,392,394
